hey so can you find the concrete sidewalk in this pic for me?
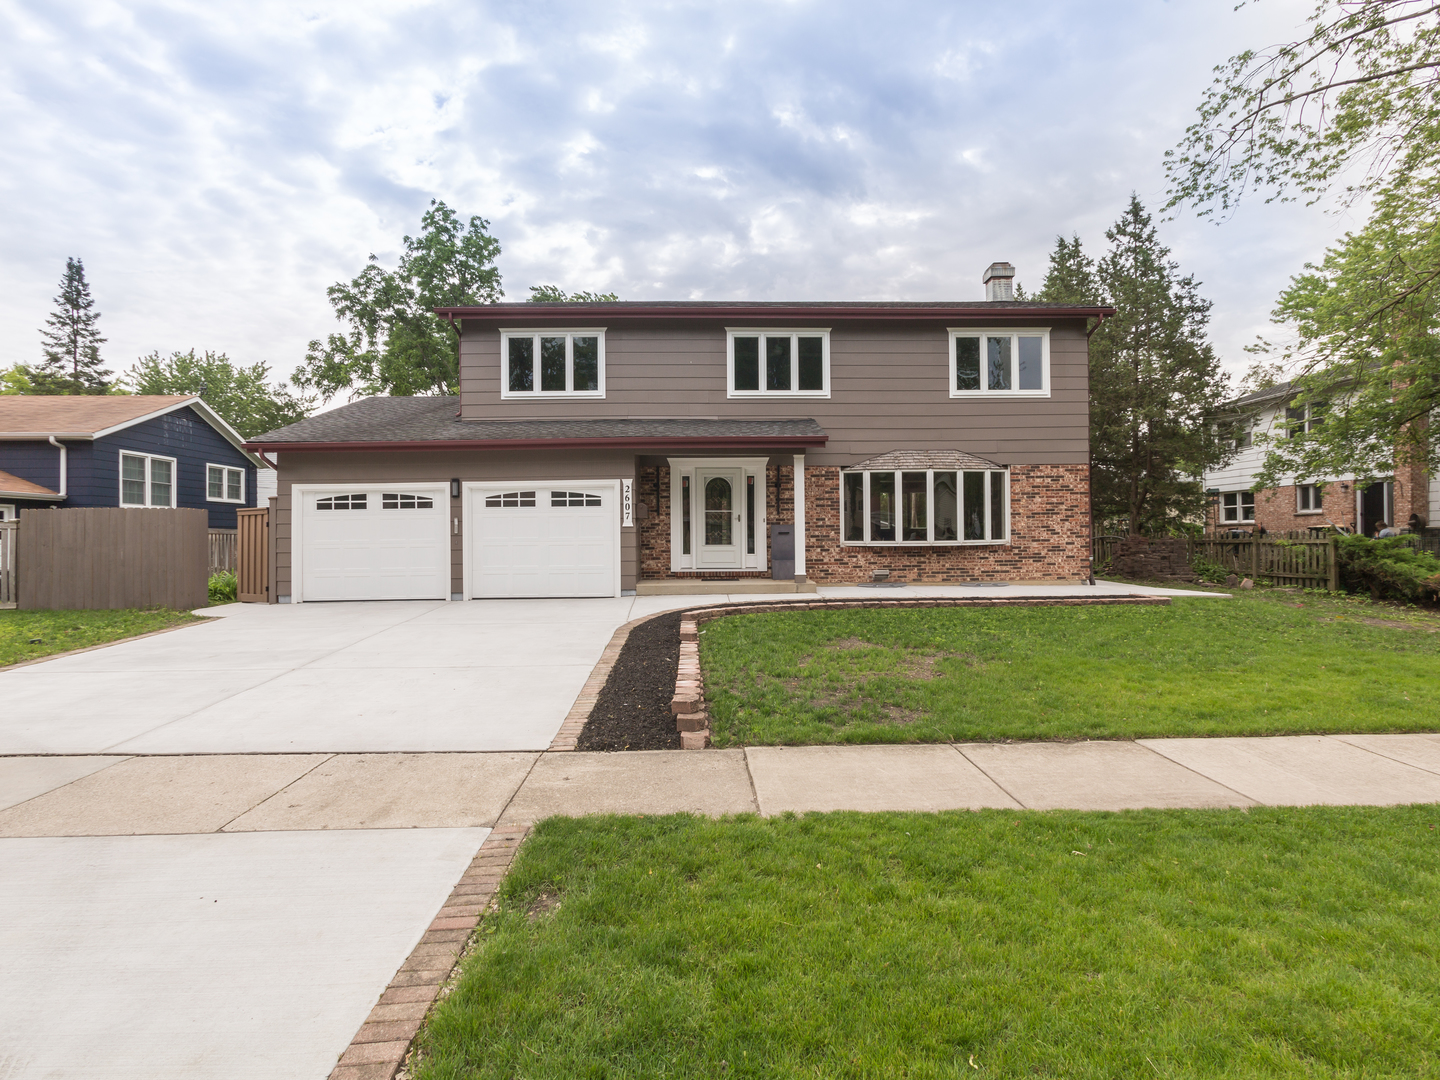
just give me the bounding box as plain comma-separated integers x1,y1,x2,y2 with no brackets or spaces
6,733,1440,836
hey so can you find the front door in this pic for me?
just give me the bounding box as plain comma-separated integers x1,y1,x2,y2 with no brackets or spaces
698,469,742,568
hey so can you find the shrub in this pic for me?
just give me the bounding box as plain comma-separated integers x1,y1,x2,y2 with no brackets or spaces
1335,535,1440,604
1188,554,1229,584
208,571,238,604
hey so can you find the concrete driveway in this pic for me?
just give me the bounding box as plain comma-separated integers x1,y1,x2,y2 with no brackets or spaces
0,598,648,754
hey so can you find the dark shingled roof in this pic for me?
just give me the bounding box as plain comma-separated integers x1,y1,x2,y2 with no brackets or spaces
1223,380,1295,410
248,396,827,448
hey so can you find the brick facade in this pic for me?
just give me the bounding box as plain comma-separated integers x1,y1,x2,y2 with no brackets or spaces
638,462,1090,584
1208,471,1431,535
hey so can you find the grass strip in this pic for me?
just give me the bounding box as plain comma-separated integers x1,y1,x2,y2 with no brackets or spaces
0,607,204,667
413,808,1440,1079
700,592,1440,745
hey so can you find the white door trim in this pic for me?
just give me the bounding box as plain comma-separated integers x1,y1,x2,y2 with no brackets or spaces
461,479,623,600
291,482,450,604
667,457,770,573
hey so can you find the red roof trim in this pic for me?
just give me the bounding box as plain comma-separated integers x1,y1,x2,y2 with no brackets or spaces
244,434,829,454
435,303,1115,322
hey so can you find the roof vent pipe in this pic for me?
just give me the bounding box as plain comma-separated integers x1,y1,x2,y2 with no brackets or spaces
983,262,1015,302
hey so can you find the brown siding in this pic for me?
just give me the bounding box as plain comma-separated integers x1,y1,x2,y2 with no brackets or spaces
17,507,209,610
459,318,1090,466
273,449,637,599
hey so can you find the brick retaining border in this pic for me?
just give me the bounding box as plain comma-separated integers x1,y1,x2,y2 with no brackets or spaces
328,826,530,1080
668,595,1174,748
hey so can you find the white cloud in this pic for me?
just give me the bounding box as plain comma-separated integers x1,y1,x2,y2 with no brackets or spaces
0,0,1339,389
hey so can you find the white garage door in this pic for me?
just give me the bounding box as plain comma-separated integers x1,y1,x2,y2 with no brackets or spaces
298,486,449,601
470,484,616,598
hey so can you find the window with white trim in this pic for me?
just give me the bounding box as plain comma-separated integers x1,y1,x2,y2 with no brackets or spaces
0,504,15,521
949,328,1050,396
119,452,176,508
207,464,244,503
727,329,830,396
1285,401,1327,438
841,468,1008,544
1297,484,1324,513
1220,492,1255,523
500,330,605,397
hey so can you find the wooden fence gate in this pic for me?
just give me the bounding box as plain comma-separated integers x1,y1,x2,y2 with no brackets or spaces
236,507,269,603
0,521,15,609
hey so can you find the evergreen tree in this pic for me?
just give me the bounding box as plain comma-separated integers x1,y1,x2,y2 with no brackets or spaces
35,258,111,394
1038,199,1232,534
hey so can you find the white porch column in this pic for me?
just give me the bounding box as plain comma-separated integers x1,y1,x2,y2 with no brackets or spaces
792,453,806,581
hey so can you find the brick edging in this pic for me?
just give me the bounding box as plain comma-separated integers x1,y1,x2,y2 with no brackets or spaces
328,826,531,1080
547,610,687,751
668,595,1174,749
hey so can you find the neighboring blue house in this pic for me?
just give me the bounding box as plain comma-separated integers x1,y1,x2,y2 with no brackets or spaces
0,396,263,528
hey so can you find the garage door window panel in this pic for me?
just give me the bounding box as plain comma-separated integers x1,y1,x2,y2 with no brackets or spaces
485,491,537,508
383,493,435,509
317,494,368,510
552,491,602,507
500,330,606,398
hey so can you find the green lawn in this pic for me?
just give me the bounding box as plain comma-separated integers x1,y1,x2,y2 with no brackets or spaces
0,607,204,667
701,591,1440,746
412,809,1440,1079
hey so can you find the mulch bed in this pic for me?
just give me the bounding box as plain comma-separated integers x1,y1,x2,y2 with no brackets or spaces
577,611,683,751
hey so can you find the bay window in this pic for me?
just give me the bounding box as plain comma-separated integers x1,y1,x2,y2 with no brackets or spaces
842,468,1008,545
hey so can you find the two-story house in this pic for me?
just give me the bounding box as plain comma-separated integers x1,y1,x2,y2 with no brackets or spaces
246,264,1111,601
0,395,262,528
1203,381,1439,536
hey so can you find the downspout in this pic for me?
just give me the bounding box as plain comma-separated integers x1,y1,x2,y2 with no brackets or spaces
47,437,67,500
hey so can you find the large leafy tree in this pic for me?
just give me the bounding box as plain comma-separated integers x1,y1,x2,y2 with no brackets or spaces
1167,0,1440,483
527,285,619,302
294,200,503,400
1038,200,1233,534
125,349,314,439
34,257,111,395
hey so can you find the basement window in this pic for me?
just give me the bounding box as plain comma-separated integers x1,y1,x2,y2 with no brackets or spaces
842,468,1008,545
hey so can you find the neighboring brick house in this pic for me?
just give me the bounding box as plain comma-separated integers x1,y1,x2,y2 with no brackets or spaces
0,395,262,528
1203,381,1438,536
246,264,1112,601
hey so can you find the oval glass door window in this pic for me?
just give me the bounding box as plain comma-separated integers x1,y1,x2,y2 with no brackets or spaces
705,477,733,545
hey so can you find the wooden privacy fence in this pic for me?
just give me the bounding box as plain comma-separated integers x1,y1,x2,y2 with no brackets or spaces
236,506,269,603
1191,535,1339,590
208,529,238,575
0,521,15,609
17,507,209,611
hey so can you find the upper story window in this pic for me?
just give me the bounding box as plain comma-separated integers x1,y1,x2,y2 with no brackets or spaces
500,329,605,398
1285,401,1326,438
949,328,1050,397
120,451,175,508
727,329,830,397
207,464,244,503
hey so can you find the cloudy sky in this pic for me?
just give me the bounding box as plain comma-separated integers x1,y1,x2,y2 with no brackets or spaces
1,0,1364,393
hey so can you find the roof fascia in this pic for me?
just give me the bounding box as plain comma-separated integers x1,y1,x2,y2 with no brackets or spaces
245,434,829,453
0,489,63,500
436,304,1116,322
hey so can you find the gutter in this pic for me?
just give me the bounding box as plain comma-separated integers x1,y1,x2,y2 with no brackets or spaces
434,303,1118,323
246,434,829,454
48,437,68,500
